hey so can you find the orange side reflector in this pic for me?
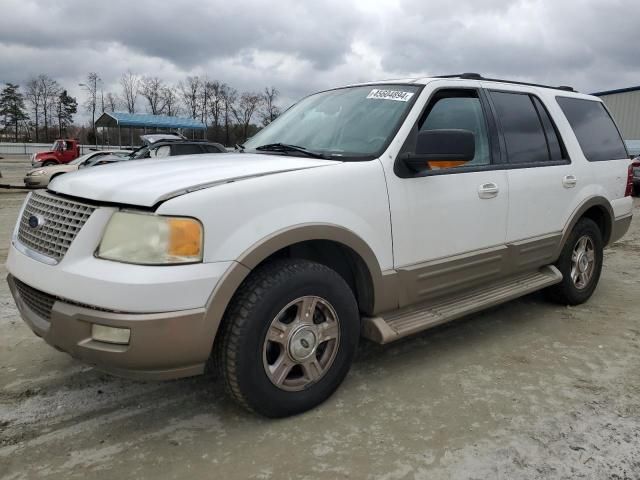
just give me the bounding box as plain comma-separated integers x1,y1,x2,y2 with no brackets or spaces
168,218,202,257
428,160,468,170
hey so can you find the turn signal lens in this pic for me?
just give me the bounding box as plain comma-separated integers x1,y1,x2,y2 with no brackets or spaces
168,218,203,257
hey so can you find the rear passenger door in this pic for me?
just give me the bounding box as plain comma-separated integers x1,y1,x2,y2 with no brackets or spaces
486,87,580,256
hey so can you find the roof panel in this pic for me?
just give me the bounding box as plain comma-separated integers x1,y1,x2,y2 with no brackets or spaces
96,112,206,130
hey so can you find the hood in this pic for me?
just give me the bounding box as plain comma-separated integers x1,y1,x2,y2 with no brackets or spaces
34,151,55,158
48,153,340,207
29,163,75,175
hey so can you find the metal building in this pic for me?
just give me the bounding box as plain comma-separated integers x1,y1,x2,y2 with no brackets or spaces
592,86,640,142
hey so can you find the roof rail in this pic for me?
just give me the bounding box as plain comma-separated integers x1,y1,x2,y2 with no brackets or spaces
433,73,577,92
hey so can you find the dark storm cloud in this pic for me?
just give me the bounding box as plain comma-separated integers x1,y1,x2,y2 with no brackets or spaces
0,0,359,70
1,0,639,119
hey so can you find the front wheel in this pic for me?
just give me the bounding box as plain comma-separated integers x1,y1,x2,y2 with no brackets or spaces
216,259,359,417
546,218,603,305
42,160,57,167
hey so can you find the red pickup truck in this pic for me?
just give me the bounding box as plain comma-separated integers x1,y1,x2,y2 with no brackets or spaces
31,139,81,167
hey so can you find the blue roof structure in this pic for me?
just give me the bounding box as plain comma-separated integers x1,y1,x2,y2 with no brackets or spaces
96,112,206,130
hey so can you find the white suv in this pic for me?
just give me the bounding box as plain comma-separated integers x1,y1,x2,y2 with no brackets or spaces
7,74,634,417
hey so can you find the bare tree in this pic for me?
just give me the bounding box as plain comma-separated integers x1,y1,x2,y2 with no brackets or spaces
140,76,166,114
105,92,119,112
38,75,60,141
234,92,263,142
207,81,225,140
178,76,201,119
120,71,139,114
260,87,280,126
81,72,100,144
221,85,237,146
162,86,179,116
25,78,43,141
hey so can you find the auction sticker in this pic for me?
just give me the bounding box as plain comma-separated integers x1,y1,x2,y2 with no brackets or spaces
366,89,414,102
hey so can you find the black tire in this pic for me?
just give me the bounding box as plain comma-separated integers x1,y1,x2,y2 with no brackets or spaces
216,259,359,417
42,160,57,167
546,218,603,305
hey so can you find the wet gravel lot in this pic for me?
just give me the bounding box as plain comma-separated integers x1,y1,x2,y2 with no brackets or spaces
1,156,640,479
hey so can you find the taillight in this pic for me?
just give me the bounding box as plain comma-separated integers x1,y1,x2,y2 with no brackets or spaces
626,161,640,197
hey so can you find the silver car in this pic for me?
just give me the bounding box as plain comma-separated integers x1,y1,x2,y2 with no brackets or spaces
23,150,130,188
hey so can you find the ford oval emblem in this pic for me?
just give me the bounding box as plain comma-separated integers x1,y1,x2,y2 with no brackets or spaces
28,214,45,229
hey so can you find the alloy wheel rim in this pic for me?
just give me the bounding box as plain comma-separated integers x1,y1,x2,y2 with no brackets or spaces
571,235,595,290
262,296,340,392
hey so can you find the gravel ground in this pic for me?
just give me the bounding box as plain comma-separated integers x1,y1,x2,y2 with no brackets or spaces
1,156,639,479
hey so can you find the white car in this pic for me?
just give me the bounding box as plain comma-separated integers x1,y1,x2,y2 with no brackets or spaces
7,74,634,417
24,150,130,188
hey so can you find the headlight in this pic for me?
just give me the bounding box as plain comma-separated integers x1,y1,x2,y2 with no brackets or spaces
97,212,203,265
29,170,46,176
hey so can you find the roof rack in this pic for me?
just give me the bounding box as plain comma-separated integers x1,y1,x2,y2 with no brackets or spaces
433,73,577,92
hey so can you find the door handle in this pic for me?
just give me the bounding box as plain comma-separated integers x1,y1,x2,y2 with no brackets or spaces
562,175,577,188
478,182,499,199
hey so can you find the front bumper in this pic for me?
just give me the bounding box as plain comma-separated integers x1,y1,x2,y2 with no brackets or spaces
23,175,47,187
8,274,212,380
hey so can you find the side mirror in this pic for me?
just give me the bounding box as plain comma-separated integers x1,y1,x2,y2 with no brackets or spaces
400,129,475,172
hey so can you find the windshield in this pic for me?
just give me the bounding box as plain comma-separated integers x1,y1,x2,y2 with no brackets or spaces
130,145,150,159
51,140,65,151
243,84,421,159
69,152,99,165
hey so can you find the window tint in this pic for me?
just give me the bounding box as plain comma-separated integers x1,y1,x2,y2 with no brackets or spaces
532,97,564,160
556,97,628,161
203,144,223,153
490,91,549,164
172,144,205,155
420,94,491,166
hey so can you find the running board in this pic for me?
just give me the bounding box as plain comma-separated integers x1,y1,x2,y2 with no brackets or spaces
362,265,562,344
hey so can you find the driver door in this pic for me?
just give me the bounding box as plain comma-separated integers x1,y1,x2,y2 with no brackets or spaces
384,85,509,307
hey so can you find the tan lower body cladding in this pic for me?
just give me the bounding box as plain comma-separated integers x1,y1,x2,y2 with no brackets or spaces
393,233,562,309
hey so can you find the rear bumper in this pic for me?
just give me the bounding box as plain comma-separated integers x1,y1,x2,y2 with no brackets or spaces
7,274,211,380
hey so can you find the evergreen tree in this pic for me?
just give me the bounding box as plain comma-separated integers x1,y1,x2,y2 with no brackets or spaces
0,83,28,142
56,90,77,137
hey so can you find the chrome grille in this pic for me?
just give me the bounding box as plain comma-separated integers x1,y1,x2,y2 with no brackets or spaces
14,278,55,321
17,191,95,262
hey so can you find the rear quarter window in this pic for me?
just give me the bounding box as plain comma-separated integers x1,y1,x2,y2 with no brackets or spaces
556,97,628,161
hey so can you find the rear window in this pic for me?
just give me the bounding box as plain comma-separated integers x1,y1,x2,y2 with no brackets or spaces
172,144,205,155
556,97,628,161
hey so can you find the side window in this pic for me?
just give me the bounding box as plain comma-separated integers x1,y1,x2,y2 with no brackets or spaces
489,91,550,164
532,97,565,161
172,144,205,156
203,145,223,153
154,145,171,158
419,91,491,167
556,97,628,161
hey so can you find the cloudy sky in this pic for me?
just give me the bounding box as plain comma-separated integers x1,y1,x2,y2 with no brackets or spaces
1,0,639,122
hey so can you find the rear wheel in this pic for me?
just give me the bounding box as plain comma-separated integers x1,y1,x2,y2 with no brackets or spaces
216,259,359,417
546,218,603,305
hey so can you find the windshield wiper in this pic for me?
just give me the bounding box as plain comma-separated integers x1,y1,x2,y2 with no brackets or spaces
254,143,329,159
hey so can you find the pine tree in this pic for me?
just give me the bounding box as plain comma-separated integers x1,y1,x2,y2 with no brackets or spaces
0,83,29,142
56,90,78,137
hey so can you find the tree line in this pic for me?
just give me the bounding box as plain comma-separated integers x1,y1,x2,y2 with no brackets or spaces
0,71,281,146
